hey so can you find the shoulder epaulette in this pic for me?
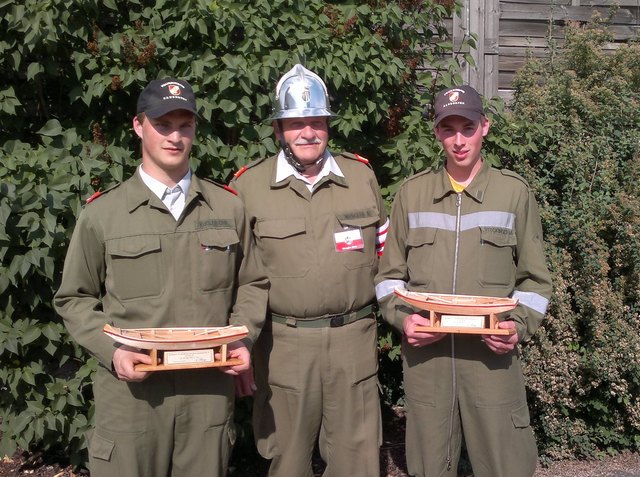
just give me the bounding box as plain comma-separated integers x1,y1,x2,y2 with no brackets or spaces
403,165,443,184
223,184,238,196
341,152,373,169
85,191,102,204
232,165,249,180
202,177,239,196
85,183,121,204
499,168,530,188
230,157,269,182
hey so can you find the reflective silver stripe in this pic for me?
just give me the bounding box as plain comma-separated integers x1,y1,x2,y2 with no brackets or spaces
512,290,549,315
375,280,406,300
408,211,515,232
409,212,456,230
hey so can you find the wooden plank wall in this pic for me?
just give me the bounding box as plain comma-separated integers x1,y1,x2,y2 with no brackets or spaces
451,0,640,101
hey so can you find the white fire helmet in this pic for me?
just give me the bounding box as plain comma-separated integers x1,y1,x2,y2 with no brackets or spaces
270,64,336,120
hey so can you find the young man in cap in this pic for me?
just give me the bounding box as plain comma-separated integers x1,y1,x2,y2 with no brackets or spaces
375,85,552,477
231,64,387,477
55,78,268,477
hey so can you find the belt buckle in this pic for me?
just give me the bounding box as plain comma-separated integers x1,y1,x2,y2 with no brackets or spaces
329,315,345,327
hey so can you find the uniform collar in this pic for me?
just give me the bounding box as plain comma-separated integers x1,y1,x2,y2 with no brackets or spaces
434,159,491,203
138,165,192,199
127,168,206,213
273,149,344,188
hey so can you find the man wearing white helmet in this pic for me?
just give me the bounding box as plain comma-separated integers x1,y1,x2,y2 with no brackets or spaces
231,64,388,477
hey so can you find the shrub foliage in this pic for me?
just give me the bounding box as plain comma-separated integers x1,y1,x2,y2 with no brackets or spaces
1,0,639,468
503,20,640,460
0,0,469,466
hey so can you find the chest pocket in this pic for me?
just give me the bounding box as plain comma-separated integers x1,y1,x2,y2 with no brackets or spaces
107,236,162,301
254,218,309,278
406,227,437,288
479,227,517,287
198,228,240,292
335,213,378,270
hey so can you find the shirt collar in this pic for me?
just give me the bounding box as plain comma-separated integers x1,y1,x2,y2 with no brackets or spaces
434,159,491,203
275,149,344,186
138,165,192,199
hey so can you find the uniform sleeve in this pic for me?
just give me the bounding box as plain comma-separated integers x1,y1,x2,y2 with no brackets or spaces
510,188,553,342
54,211,116,369
374,186,413,333
228,200,269,349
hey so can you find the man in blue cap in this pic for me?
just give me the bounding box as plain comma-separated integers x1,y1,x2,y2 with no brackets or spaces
55,78,269,477
375,85,552,477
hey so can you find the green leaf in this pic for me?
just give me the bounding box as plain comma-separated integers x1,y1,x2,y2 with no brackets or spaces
11,412,32,434
26,62,43,81
37,119,63,137
218,99,237,113
0,435,18,459
20,326,41,346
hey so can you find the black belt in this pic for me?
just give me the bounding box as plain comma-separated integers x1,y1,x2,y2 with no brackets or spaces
270,303,377,328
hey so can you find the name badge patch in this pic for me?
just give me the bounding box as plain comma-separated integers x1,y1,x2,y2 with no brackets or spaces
334,227,364,252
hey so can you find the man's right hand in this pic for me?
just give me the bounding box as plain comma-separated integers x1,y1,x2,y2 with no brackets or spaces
112,345,153,382
403,313,447,347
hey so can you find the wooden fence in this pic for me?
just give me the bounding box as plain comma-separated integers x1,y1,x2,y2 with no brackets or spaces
450,0,640,100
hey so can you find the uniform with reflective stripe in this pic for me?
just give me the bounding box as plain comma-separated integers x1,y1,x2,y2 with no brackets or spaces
376,159,551,339
375,160,552,477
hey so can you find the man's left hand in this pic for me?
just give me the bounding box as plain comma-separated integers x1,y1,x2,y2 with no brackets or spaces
482,320,518,355
233,370,257,398
216,341,251,375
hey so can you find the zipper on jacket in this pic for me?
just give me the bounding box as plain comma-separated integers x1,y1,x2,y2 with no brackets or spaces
452,193,462,293
446,192,463,471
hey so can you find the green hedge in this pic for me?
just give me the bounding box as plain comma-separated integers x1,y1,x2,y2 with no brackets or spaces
1,0,639,470
0,0,469,466
504,18,640,460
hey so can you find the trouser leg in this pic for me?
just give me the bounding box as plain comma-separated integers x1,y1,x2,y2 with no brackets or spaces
89,367,236,477
319,318,381,477
403,337,460,477
172,370,235,477
89,368,174,477
456,337,538,477
253,323,322,477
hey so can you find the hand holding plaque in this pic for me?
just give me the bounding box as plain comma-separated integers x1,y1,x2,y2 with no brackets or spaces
394,289,518,335
103,324,249,371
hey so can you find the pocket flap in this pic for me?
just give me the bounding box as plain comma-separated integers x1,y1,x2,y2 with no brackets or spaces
107,236,161,258
480,227,517,247
197,228,239,248
90,432,115,461
255,218,306,239
511,403,531,429
406,227,436,247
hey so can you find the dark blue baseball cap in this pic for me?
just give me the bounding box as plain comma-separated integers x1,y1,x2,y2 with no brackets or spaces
137,78,199,118
434,85,484,127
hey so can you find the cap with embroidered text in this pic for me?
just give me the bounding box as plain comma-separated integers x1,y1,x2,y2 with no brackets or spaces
137,78,199,119
433,85,484,127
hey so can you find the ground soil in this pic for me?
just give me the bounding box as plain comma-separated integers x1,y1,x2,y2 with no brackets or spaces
2,407,639,477
3,451,640,477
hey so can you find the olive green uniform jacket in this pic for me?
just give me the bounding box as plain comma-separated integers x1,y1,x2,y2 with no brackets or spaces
54,171,269,477
232,152,386,477
375,160,552,477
